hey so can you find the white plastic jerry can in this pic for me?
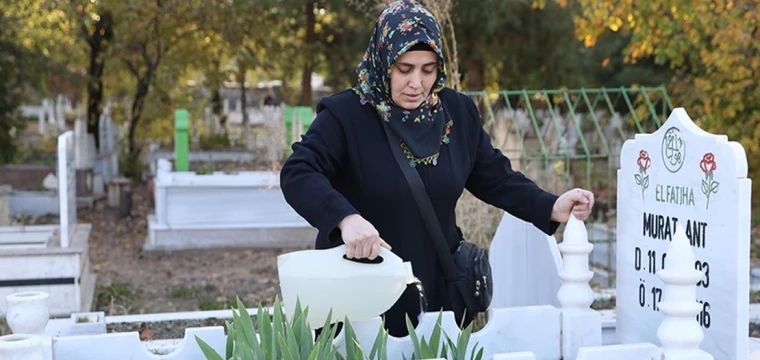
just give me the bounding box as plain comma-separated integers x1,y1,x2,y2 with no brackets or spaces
277,244,415,329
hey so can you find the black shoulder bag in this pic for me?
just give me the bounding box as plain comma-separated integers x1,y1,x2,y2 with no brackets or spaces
380,121,493,325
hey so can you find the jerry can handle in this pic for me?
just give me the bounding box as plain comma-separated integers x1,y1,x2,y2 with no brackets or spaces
342,254,384,264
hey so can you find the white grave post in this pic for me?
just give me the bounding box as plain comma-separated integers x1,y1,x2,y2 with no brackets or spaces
657,224,714,360
615,108,751,360
58,131,77,248
557,214,601,360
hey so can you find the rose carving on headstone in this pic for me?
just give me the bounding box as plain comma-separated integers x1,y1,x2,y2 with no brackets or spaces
699,152,719,209
634,150,651,200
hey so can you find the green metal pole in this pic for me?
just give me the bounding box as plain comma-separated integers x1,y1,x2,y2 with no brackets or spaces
174,109,189,172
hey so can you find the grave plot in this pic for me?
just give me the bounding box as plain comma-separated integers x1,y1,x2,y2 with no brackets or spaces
145,158,316,251
0,131,96,317
144,109,316,251
0,116,117,217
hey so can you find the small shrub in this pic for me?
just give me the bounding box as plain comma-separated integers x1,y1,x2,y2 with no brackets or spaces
120,151,143,181
199,133,231,150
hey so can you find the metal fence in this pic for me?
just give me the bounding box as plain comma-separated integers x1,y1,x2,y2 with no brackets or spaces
463,86,673,287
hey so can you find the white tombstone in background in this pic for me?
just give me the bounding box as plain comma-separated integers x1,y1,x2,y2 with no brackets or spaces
46,99,56,127
57,131,77,248
615,107,751,360
489,212,562,309
74,118,94,170
38,101,46,134
0,185,11,226
97,115,120,182
56,94,66,130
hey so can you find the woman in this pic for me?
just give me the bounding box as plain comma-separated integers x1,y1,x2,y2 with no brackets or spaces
280,0,594,337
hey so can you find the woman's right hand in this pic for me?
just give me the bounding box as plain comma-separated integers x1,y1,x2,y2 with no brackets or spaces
338,214,392,260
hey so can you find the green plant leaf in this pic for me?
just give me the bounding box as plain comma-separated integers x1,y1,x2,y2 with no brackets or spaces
405,314,422,358
291,299,314,356
284,325,301,359
430,312,444,356
235,298,258,350
234,320,255,360
257,303,273,358
343,317,361,360
472,345,484,360
224,320,235,359
369,319,389,360
272,297,286,359
278,332,297,360
194,335,225,360
456,323,473,359
307,342,322,360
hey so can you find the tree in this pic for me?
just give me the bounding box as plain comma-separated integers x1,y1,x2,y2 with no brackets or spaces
112,0,203,155
65,0,114,150
0,9,28,163
454,0,590,91
573,0,760,192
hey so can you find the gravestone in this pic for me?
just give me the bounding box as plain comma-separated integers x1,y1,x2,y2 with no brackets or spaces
58,131,77,248
0,185,10,226
490,211,562,308
174,109,189,172
615,108,751,360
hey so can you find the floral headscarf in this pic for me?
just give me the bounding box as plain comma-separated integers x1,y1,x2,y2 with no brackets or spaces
353,0,451,167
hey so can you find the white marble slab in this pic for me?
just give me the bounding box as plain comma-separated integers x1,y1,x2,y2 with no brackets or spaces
489,212,563,308
615,107,751,360
576,343,663,360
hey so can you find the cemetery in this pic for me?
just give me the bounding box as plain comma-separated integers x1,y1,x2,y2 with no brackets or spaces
2,1,760,359
1,101,759,359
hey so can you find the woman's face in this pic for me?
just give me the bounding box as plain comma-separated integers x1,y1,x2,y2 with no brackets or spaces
390,50,439,110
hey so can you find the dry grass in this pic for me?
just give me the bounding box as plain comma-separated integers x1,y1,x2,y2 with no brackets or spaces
0,317,7,336
455,190,503,248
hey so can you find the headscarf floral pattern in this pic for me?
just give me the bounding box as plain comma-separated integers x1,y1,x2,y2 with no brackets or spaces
353,0,451,167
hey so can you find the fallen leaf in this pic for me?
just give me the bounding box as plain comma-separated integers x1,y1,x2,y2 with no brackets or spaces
139,328,154,341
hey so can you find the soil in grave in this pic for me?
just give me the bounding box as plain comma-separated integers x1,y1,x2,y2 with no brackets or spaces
106,316,257,340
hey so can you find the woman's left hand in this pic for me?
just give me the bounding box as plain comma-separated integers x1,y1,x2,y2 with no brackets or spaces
551,188,595,222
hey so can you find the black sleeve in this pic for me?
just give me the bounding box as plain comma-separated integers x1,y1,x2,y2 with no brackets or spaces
461,95,561,235
279,107,358,244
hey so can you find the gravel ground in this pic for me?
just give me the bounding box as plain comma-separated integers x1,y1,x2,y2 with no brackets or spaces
83,182,290,317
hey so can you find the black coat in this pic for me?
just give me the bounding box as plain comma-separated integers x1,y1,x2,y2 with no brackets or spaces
280,88,560,336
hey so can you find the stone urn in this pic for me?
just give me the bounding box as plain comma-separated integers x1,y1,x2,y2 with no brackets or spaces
0,334,44,360
5,292,50,335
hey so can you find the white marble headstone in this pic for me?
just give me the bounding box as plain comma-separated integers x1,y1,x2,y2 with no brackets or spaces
58,131,77,248
615,108,751,360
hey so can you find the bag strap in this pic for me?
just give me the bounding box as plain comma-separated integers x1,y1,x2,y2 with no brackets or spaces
380,122,461,282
